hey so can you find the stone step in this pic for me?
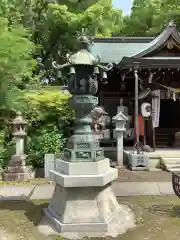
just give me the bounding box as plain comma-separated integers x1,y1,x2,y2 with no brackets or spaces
162,158,180,163
166,163,180,169
156,138,168,141
156,142,169,145
163,162,180,172
155,144,169,148
160,153,180,157
156,143,169,146
155,135,168,138
162,158,180,164
167,168,180,172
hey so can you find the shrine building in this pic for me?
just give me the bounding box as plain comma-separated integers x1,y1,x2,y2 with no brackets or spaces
91,21,180,150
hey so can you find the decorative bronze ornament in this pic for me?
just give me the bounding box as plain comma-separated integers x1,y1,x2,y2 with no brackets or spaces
167,39,174,49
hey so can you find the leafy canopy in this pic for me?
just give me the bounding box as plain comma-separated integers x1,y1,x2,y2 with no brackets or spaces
0,17,36,84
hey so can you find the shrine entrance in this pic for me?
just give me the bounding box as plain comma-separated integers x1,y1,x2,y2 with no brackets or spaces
154,99,180,147
159,99,180,128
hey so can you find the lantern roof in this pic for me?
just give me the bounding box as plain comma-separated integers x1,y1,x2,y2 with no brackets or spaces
68,49,100,65
52,33,113,72
113,111,128,121
11,111,27,125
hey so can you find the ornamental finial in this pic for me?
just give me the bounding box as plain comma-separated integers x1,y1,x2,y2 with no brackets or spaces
77,28,94,51
168,20,176,27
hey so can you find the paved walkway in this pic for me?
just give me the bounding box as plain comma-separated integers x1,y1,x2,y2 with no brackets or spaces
117,169,172,182
0,181,175,201
0,170,174,200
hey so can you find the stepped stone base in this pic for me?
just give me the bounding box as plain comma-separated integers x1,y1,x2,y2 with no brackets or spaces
40,183,135,239
2,165,35,181
38,159,135,238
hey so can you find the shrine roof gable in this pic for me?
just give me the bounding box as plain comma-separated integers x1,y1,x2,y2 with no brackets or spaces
131,21,180,58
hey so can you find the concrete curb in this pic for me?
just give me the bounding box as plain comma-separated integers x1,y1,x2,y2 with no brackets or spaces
0,181,175,201
113,182,174,196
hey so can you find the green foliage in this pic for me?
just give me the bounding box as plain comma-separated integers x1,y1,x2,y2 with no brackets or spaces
27,126,66,168
6,87,74,168
0,0,124,62
13,87,74,130
121,0,161,37
37,0,124,63
0,87,73,168
120,0,180,37
0,138,16,168
0,16,37,122
0,17,36,85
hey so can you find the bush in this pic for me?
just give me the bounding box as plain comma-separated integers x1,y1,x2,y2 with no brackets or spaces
0,139,16,168
27,126,66,168
11,86,74,137
0,86,75,168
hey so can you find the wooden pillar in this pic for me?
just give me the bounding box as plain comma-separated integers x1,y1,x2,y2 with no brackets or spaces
134,68,140,153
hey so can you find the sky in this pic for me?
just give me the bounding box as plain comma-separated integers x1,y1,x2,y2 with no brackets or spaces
112,0,133,15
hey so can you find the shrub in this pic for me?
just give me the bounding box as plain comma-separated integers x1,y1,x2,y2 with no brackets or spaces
1,86,75,168
0,139,16,168
27,126,66,168
11,86,74,138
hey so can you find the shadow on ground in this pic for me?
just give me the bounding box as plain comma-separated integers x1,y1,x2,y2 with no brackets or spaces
0,199,49,225
0,199,50,240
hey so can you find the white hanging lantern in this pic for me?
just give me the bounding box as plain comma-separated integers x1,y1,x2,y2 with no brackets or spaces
70,67,75,74
94,67,99,74
102,71,107,79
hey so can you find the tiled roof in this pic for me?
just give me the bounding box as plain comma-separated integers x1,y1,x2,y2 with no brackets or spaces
91,22,180,64
91,37,154,63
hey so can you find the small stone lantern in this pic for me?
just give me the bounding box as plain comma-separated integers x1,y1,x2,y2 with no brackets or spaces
113,111,128,167
11,111,27,163
3,112,34,181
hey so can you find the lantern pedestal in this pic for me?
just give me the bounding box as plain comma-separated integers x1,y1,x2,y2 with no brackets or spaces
39,159,135,238
3,166,34,181
3,154,35,181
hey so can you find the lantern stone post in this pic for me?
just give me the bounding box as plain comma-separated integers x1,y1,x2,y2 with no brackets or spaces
40,35,135,238
3,112,34,181
113,112,128,167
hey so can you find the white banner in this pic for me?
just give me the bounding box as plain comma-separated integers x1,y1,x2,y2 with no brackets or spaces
152,90,160,128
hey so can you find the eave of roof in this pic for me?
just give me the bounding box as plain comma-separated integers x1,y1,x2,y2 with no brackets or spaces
93,37,154,43
117,56,180,69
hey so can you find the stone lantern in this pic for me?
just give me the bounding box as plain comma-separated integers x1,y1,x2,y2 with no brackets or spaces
40,35,135,238
113,111,128,167
11,111,27,162
3,112,34,181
